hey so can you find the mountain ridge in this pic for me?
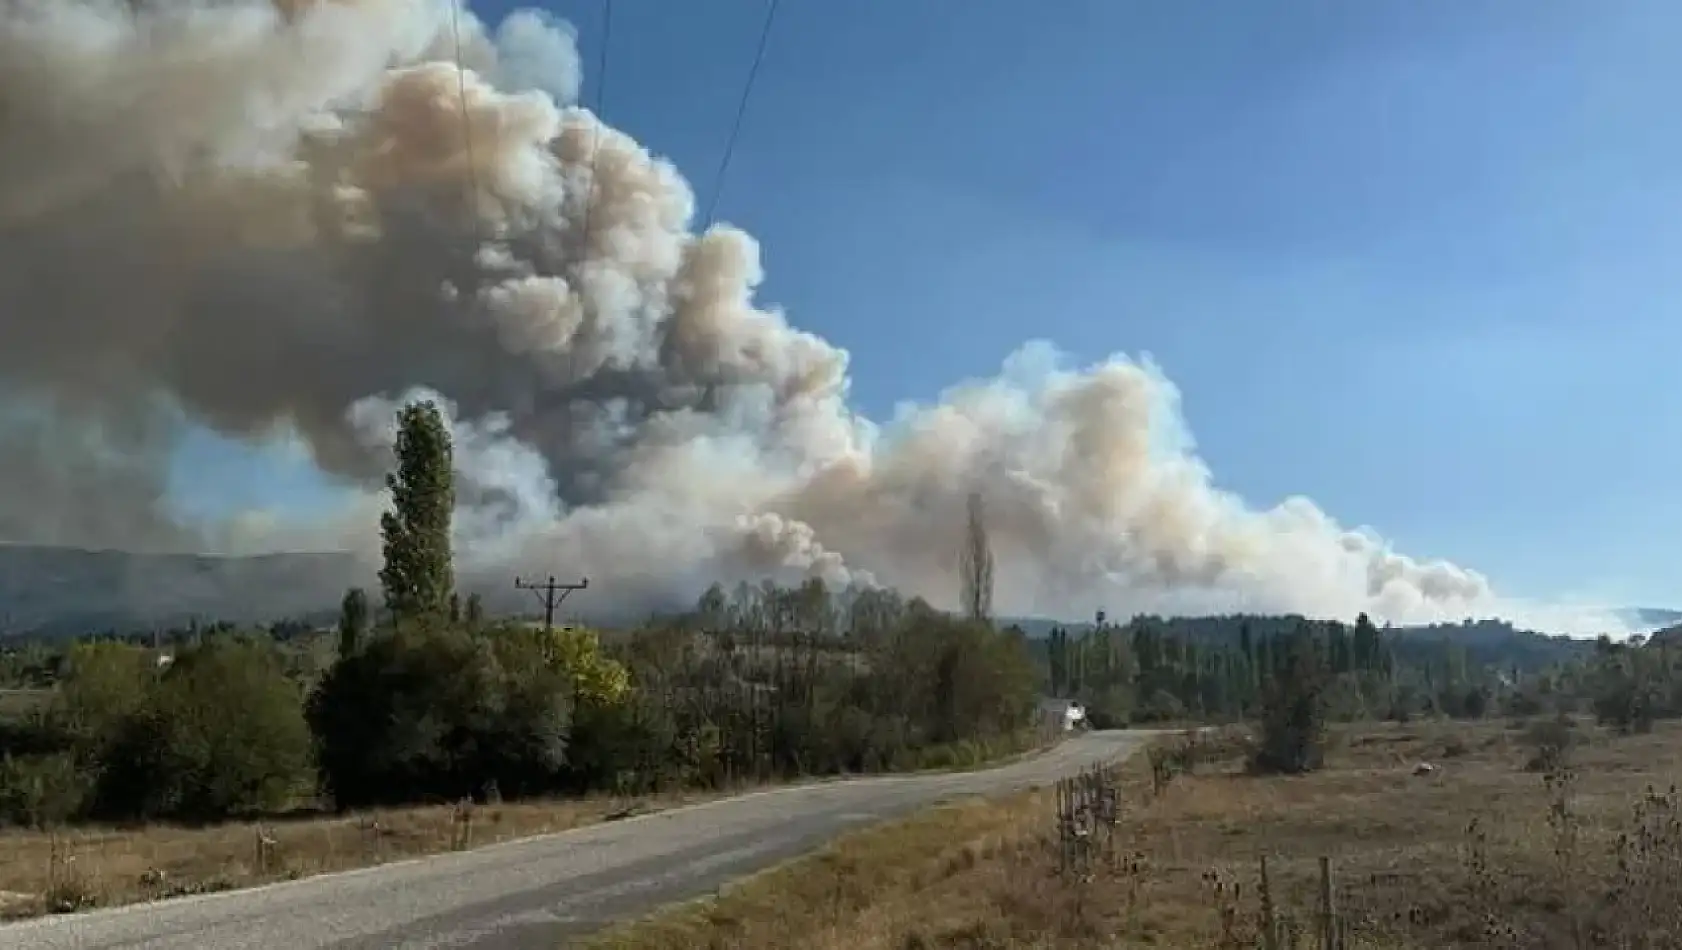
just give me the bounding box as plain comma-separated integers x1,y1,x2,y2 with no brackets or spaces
0,544,362,638
0,544,1667,643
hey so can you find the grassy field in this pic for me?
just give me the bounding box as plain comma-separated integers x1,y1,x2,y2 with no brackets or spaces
580,717,1682,950
0,688,49,718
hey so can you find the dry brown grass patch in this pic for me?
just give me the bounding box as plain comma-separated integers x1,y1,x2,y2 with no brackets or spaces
579,753,1158,950
579,794,1049,950
0,787,729,920
575,721,1682,950
0,731,1066,922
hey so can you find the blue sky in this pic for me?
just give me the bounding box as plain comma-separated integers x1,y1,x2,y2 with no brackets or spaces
174,0,1682,606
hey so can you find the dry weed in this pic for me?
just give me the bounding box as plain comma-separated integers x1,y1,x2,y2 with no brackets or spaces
584,721,1682,950
0,786,728,919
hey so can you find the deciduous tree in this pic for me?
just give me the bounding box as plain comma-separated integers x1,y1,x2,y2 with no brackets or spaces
958,491,994,624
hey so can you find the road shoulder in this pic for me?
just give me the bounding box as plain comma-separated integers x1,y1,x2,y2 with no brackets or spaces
576,734,1154,950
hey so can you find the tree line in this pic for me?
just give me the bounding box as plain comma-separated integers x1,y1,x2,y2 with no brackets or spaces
0,401,1045,828
1040,611,1491,728
10,590,1650,819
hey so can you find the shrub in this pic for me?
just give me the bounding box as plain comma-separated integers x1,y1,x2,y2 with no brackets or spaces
562,689,680,793
0,752,85,828
53,641,153,753
308,623,572,808
1503,689,1545,718
1136,689,1187,724
1520,714,1576,773
1250,633,1329,775
90,637,313,822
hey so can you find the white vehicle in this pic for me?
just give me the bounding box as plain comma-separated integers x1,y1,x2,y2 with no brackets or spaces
1038,697,1087,732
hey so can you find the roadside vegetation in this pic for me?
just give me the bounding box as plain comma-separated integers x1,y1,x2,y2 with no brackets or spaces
585,718,1682,950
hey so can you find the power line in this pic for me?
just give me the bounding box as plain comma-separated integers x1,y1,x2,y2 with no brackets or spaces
515,575,590,633
592,0,614,126
445,0,483,233
701,0,781,230
576,0,615,256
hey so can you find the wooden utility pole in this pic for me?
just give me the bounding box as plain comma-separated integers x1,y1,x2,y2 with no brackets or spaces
514,575,588,632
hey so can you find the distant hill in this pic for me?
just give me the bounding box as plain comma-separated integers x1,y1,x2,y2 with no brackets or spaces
0,544,358,638
1615,607,1682,631
1646,624,1682,646
0,544,1669,657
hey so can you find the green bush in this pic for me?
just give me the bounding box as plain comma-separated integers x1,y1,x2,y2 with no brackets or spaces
90,637,314,823
562,689,680,793
1520,714,1576,773
1135,688,1188,724
54,641,154,753
0,704,71,758
0,752,85,828
308,623,572,809
1250,633,1330,775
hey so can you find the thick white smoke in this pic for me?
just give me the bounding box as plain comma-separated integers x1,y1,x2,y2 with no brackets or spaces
0,0,1626,634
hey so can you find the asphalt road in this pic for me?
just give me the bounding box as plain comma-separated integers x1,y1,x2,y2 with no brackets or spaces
3,730,1151,950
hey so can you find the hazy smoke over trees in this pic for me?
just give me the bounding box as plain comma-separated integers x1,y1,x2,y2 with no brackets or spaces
0,0,1621,632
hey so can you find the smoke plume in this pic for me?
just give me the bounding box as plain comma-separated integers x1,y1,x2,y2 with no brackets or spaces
0,0,1622,633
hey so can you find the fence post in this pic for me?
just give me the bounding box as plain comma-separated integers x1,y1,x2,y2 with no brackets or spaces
1055,777,1067,875
1260,854,1279,950
1318,855,1337,950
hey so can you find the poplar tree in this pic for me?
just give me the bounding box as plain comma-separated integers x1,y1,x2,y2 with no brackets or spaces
338,587,368,657
379,400,455,624
959,491,994,624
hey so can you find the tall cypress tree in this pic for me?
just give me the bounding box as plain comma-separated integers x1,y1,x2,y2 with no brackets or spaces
338,587,368,657
379,400,455,624
1352,612,1379,672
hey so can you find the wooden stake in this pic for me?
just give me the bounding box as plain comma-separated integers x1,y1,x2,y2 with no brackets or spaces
1319,855,1337,950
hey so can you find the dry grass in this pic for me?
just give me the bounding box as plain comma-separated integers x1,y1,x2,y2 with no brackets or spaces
0,786,731,920
580,719,1682,950
0,735,1065,921
0,688,49,718
578,784,1084,950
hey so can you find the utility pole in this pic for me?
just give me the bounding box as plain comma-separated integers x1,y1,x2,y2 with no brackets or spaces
514,575,589,632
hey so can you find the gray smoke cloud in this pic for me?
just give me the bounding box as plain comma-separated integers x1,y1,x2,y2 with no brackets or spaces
0,0,1625,633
